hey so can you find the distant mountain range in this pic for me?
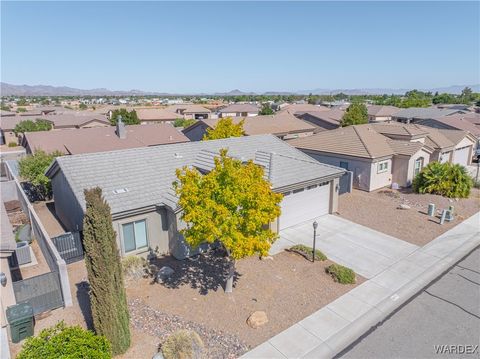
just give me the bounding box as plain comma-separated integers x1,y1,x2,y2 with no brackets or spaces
1,82,478,97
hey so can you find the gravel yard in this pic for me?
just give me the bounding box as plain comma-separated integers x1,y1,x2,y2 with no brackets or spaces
126,250,364,355
338,188,480,246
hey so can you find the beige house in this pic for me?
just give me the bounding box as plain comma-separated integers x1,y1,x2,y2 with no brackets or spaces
367,105,399,123
135,108,180,124
168,104,211,120
218,103,259,118
183,112,316,141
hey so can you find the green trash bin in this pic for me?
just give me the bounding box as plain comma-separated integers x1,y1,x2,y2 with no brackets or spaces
6,302,34,343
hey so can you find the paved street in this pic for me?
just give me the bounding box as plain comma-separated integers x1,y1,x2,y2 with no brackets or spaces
340,247,480,359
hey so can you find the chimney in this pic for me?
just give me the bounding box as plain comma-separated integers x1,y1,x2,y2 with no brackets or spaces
116,115,126,139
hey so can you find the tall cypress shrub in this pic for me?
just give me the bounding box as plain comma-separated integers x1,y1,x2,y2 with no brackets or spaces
83,187,131,355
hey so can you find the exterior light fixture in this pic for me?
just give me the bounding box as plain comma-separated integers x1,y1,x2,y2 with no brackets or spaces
0,272,7,287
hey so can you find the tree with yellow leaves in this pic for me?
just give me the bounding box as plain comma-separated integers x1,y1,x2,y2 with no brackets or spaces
203,117,245,140
173,149,282,292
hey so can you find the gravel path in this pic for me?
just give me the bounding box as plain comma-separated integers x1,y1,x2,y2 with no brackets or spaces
128,298,249,358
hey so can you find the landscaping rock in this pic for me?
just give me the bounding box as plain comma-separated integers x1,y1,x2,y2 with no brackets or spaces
247,311,268,329
157,266,175,282
397,204,411,210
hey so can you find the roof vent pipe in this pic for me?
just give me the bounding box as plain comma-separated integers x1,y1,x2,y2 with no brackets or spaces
116,115,127,139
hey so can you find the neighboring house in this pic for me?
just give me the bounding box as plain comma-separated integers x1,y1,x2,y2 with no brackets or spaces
0,114,111,146
392,107,466,124
289,125,397,191
289,123,473,191
183,112,316,141
46,135,345,259
0,110,16,117
135,108,181,124
218,103,259,118
168,104,211,120
278,104,330,117
367,105,400,123
298,109,344,131
415,113,480,138
371,122,476,166
23,122,189,155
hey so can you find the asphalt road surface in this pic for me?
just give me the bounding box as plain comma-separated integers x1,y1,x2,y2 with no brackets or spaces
340,247,480,359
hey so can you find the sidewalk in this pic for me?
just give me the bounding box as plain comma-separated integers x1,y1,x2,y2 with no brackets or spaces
243,212,480,359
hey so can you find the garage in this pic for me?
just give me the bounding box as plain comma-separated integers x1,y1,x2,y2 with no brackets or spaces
453,146,471,166
279,182,330,230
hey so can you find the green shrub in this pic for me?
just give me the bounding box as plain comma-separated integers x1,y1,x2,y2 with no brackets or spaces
290,244,327,261
173,118,196,128
161,330,204,359
17,321,111,359
413,162,473,198
326,264,356,284
8,142,17,147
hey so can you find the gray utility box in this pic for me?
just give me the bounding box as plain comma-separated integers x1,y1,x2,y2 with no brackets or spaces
6,302,34,343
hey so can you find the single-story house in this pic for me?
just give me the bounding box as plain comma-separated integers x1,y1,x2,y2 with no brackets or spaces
22,121,189,155
371,122,476,166
46,135,345,259
367,105,400,123
135,108,181,124
0,114,111,146
289,124,436,191
298,109,345,132
168,104,211,120
218,103,259,118
392,107,467,124
278,104,330,117
415,113,480,138
182,112,316,141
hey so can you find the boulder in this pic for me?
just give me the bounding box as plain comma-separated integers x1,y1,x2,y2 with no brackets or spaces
156,266,175,282
247,311,268,329
397,204,411,210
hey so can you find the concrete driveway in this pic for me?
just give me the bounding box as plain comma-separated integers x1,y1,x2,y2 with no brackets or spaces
270,215,419,279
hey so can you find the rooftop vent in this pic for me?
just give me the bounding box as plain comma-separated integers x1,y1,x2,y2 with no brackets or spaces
113,188,129,194
169,135,173,140
174,152,183,159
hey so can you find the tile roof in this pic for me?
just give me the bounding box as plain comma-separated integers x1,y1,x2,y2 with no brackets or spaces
47,135,344,215
417,116,480,137
200,112,316,136
219,103,259,113
386,139,429,156
302,109,345,125
0,113,109,131
370,122,429,137
136,108,180,121
289,125,395,159
25,123,189,155
168,104,211,114
392,107,462,119
367,105,400,117
279,104,331,115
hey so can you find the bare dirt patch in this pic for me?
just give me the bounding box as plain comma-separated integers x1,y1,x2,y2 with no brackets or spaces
338,188,480,246
127,250,364,353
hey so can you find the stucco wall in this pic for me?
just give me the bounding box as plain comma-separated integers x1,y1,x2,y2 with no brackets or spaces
113,209,169,257
369,159,393,191
305,151,373,191
406,149,431,186
51,170,84,232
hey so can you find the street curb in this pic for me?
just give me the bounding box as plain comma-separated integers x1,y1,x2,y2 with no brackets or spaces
329,234,480,359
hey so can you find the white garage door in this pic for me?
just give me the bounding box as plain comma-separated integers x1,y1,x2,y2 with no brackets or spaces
453,146,470,166
279,183,330,230
439,151,451,163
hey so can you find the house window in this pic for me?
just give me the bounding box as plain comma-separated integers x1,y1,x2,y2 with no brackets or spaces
339,161,349,170
377,161,389,173
122,220,148,253
414,157,424,176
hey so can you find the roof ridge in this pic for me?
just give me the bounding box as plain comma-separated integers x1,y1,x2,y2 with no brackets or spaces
352,126,374,158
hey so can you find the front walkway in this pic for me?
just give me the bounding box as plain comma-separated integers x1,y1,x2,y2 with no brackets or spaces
270,215,418,279
246,212,480,359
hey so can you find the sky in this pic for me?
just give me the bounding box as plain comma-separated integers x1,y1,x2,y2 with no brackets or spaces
1,1,479,93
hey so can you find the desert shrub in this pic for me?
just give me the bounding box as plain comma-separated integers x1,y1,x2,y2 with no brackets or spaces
8,142,17,147
413,162,473,198
326,264,356,284
121,255,146,279
161,330,204,359
290,244,327,261
17,321,111,359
